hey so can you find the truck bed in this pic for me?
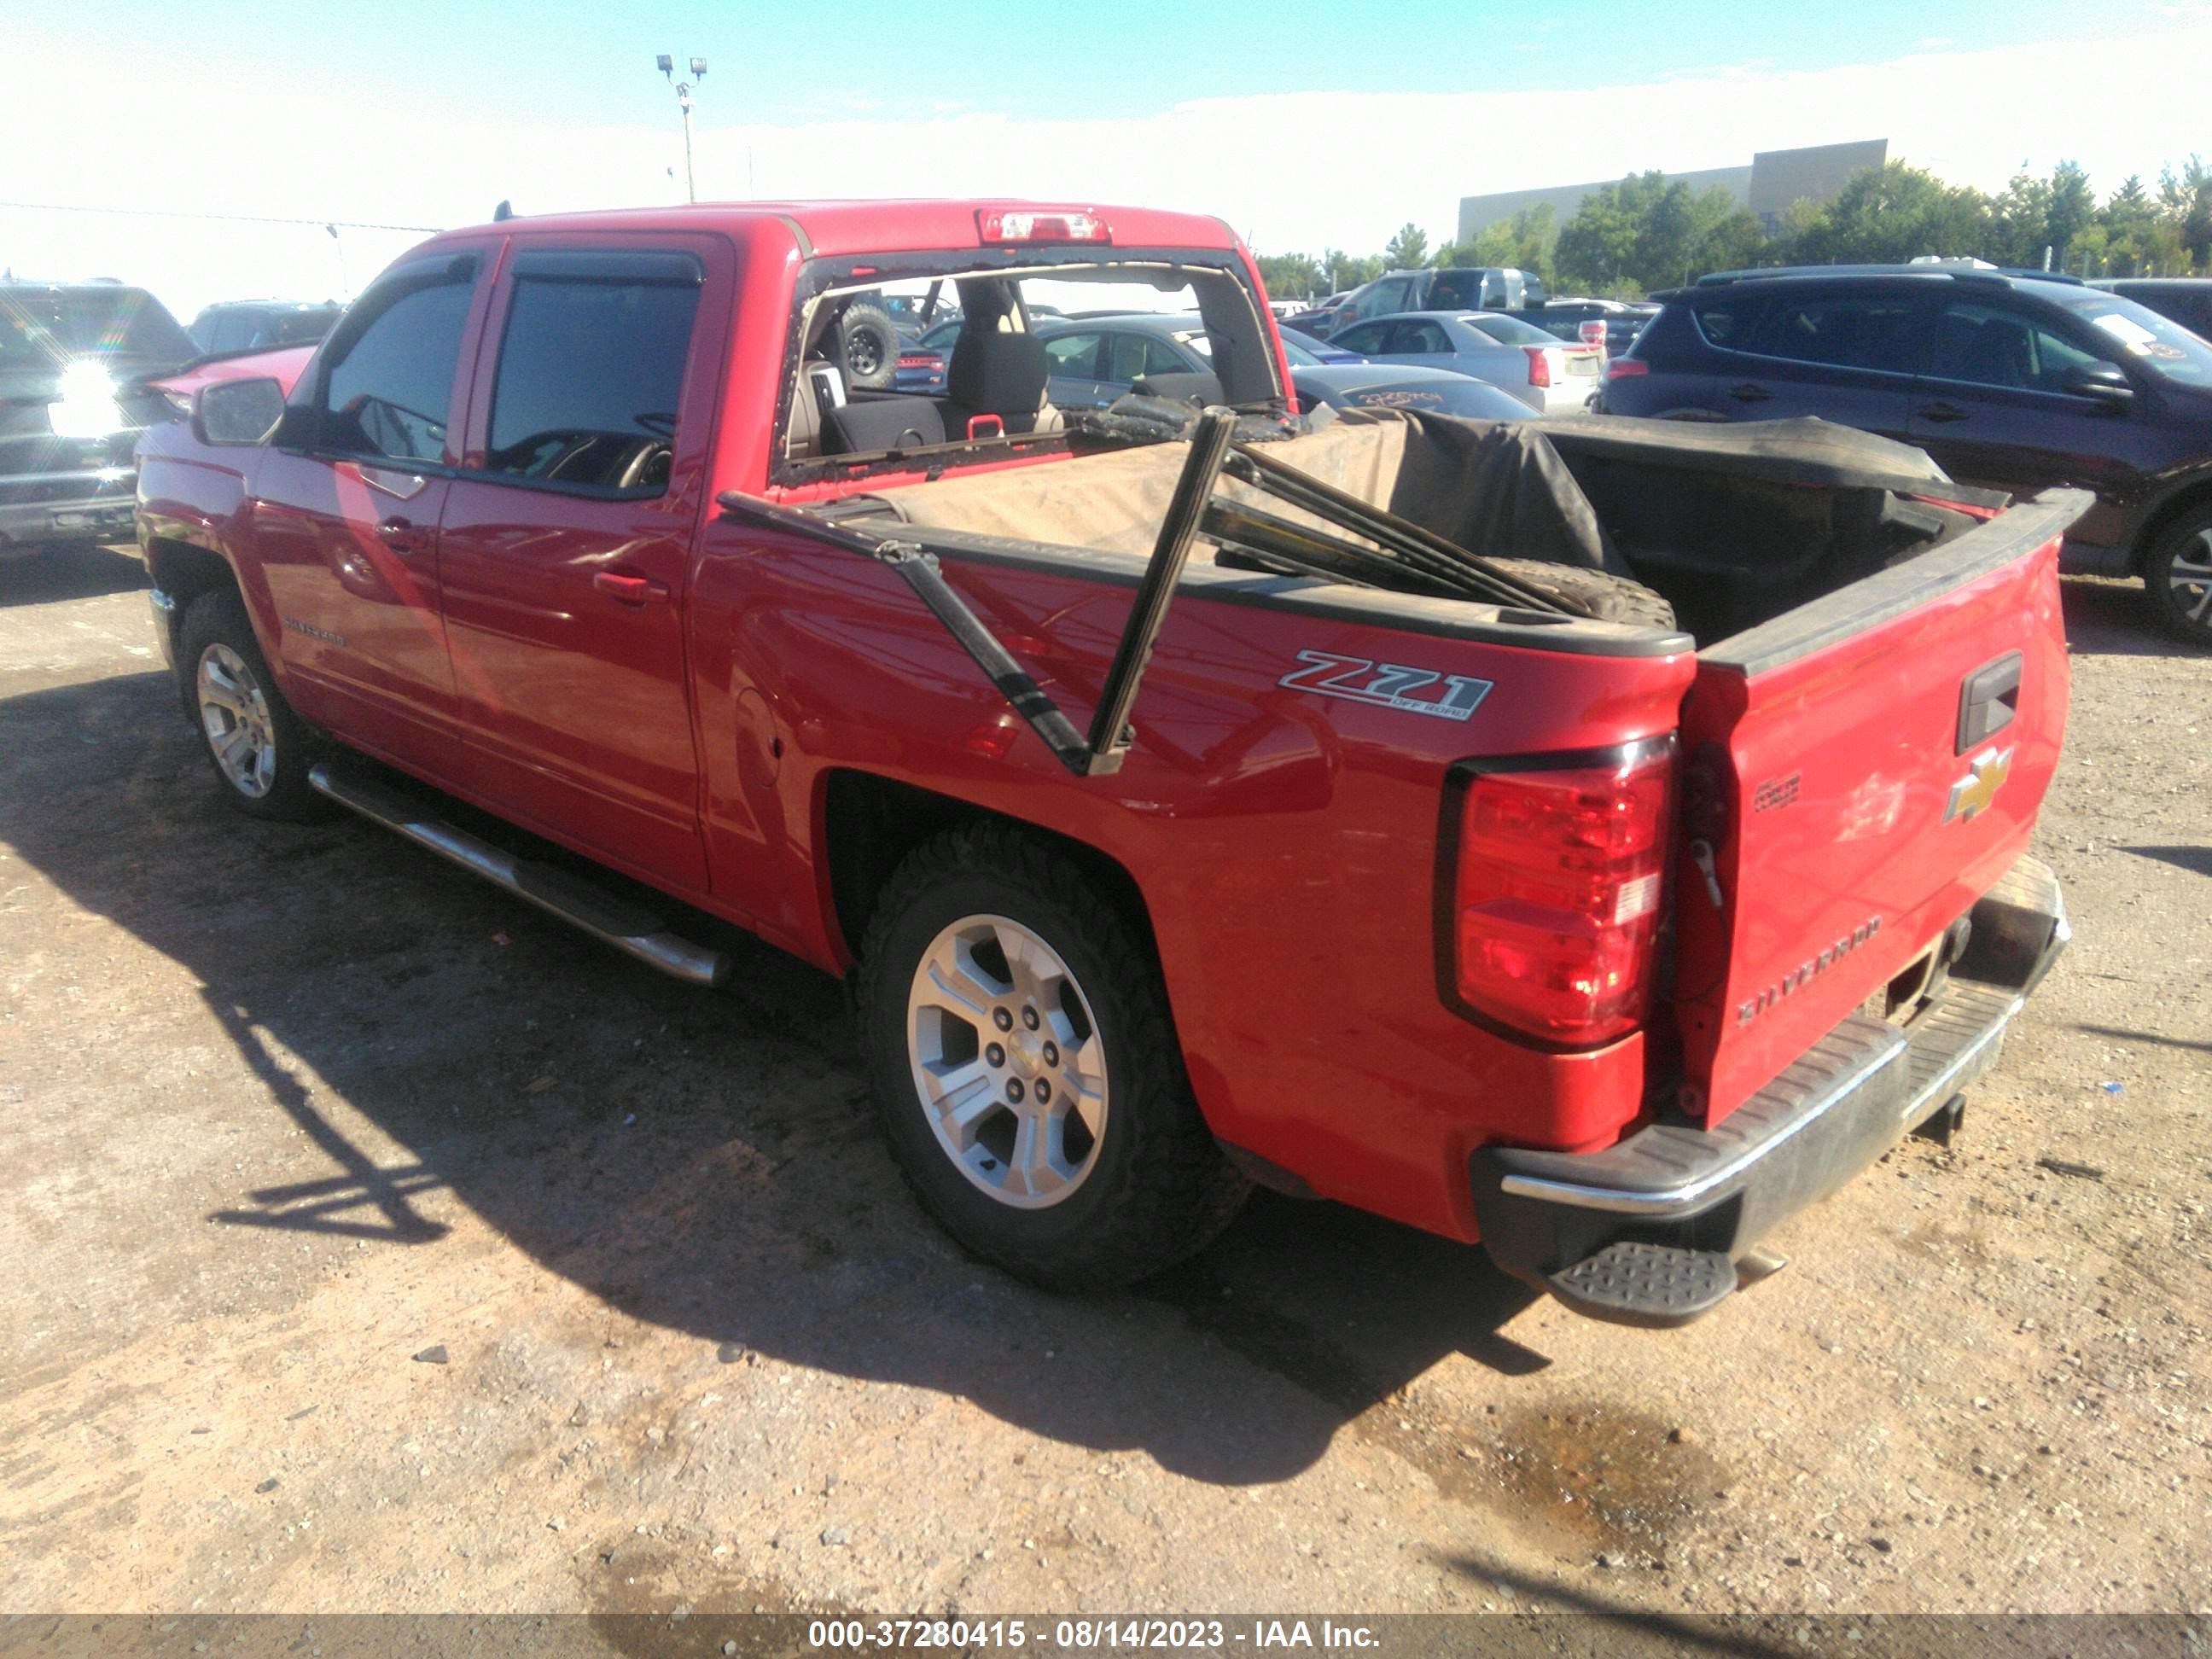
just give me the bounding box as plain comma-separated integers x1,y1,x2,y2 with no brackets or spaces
840,410,1996,648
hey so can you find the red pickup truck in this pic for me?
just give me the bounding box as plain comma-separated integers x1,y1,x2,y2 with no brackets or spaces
136,200,2082,1327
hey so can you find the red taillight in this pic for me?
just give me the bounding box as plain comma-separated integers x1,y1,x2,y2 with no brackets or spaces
1523,345,1553,388
897,352,939,370
1579,319,1607,349
1605,357,1650,380
1449,746,1674,1045
975,208,1111,244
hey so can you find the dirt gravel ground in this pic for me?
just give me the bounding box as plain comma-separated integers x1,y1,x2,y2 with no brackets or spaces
1,544,2207,1621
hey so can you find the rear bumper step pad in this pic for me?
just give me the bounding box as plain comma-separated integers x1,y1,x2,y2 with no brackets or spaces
307,763,730,988
1472,853,2066,1327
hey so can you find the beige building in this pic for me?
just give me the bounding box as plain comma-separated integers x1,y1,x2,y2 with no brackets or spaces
1458,138,1889,241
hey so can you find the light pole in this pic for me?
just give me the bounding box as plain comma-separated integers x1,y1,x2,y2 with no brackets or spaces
655,54,707,203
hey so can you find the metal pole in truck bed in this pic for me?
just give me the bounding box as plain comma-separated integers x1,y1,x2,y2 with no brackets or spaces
713,405,1240,781
1082,405,1239,774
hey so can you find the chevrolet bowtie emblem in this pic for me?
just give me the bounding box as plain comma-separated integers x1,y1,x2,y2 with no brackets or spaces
1945,744,2015,824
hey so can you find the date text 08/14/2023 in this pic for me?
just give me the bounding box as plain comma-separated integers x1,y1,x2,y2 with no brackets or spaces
804,1618,1382,1650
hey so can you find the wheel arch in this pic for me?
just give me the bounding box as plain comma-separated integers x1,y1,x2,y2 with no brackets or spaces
143,534,245,688
2125,477,2212,573
143,533,243,613
818,770,1163,976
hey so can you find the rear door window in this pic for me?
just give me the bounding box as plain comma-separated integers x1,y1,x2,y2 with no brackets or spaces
1429,271,1484,310
1928,300,2099,394
1689,295,1767,352
320,262,480,463
1390,319,1453,353
1744,293,1925,375
1461,314,1557,347
1331,320,1391,355
483,253,703,495
1043,333,1104,379
1346,276,1413,324
1101,333,1191,381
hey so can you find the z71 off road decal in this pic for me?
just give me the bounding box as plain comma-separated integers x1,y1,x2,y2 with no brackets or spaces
1277,650,1493,722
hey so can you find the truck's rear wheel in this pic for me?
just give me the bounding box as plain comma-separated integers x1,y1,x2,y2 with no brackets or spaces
178,591,329,822
857,824,1248,1288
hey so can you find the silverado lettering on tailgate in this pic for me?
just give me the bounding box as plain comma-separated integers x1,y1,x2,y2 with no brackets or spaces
1736,916,1883,1027
1278,650,1492,722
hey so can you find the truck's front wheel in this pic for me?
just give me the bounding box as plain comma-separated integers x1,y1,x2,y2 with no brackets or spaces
857,825,1248,1289
178,591,329,822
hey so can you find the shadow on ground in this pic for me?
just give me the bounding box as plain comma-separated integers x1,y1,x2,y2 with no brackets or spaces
2058,575,2205,660
2116,844,2212,878
0,667,1545,1488
0,541,148,608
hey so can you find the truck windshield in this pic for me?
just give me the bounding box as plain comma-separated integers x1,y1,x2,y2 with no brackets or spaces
0,288,195,369
2047,288,2212,388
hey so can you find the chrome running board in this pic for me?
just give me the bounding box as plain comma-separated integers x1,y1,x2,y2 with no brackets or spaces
307,762,730,988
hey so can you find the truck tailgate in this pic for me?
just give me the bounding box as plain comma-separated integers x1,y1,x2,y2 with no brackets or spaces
1672,489,2090,1124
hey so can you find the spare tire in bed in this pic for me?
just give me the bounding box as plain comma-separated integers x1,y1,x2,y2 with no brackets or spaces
1478,556,1677,631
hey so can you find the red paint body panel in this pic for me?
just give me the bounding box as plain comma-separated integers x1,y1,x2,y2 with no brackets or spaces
683,518,1693,1237
148,345,315,403
429,230,737,889
1673,534,2069,1123
132,198,2073,1252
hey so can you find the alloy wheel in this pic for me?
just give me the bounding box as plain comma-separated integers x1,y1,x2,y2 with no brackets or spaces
197,643,278,798
905,913,1109,1209
2168,527,2212,630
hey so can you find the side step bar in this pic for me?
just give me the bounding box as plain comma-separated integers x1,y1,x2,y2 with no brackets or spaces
307,763,731,988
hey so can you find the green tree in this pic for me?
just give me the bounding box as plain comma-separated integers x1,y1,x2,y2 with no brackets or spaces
1663,184,1761,285
1777,161,1989,265
2095,174,2184,276
1434,204,1562,287
1554,172,1655,292
1320,248,1384,289
1669,186,1766,285
2159,155,2212,271
1988,166,2053,266
2045,161,2095,263
1254,252,1324,300
1382,221,1431,270
1553,172,1764,293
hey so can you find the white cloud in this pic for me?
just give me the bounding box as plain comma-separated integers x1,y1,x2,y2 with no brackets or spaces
4,19,2209,321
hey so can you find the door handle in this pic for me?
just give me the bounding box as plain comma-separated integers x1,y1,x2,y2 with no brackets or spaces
1727,382,1773,403
593,568,669,605
1918,402,1969,423
375,515,428,555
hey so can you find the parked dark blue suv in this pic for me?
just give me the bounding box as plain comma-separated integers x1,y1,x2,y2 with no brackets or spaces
1598,265,2212,640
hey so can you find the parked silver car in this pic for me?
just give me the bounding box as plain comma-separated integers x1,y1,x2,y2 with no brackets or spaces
1324,310,1602,414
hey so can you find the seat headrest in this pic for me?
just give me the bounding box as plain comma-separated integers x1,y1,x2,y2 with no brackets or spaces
948,329,1048,413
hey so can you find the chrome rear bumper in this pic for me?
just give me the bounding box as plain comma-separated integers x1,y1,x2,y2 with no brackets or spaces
1470,854,2066,1319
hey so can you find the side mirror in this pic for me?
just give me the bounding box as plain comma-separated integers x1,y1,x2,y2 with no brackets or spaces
193,377,289,445
2062,361,2134,408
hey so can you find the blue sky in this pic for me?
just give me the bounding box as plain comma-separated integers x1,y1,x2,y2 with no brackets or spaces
7,1,2207,316
38,0,2139,126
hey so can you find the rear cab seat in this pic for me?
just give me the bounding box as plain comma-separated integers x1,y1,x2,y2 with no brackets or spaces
797,322,1062,461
